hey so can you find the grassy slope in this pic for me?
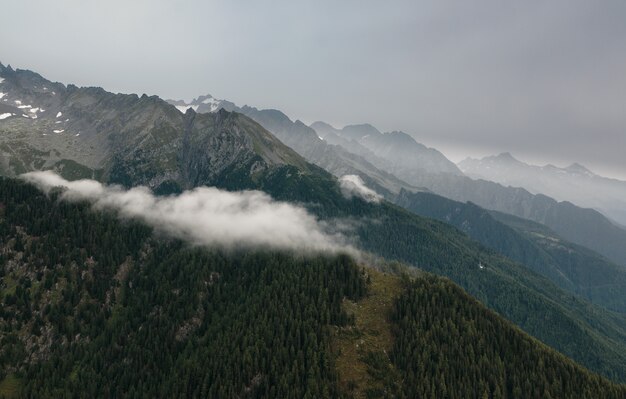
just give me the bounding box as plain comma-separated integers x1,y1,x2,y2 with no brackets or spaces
332,268,403,398
0,375,20,399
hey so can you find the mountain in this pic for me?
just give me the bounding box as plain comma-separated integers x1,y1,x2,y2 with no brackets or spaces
4,65,626,381
1,177,625,398
311,121,463,177
306,123,626,267
395,189,626,313
166,96,419,199
0,64,323,196
407,171,626,267
459,153,626,226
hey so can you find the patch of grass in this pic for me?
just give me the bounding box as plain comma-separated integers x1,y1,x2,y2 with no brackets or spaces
0,273,18,299
332,268,404,398
0,374,21,398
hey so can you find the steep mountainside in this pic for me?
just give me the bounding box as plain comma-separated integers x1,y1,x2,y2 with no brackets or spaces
0,64,321,196
408,172,626,267
1,178,625,398
395,189,626,313
460,152,626,226
390,275,626,399
165,96,419,199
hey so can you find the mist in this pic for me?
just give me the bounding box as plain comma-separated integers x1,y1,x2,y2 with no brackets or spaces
339,175,381,203
21,171,353,253
459,155,626,226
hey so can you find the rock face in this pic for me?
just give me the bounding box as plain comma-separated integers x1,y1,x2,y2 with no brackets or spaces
0,64,313,193
167,97,421,199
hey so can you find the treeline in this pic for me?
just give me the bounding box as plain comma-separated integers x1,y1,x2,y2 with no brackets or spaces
390,275,626,398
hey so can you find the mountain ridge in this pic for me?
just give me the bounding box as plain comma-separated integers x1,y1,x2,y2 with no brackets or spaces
459,152,626,226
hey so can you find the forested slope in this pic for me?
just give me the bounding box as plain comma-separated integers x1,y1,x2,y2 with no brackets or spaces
390,275,626,398
0,178,365,398
395,189,626,313
1,177,625,398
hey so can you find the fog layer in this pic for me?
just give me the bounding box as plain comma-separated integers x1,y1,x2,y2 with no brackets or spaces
22,171,351,253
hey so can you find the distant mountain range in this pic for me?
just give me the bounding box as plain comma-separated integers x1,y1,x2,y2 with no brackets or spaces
459,152,626,226
311,121,463,177
169,94,626,268
165,95,420,199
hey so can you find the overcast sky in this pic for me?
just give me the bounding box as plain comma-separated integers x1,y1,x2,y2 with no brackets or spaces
2,0,625,178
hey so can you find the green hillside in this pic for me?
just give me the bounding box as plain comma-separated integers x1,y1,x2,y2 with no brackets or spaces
396,189,626,313
1,177,624,398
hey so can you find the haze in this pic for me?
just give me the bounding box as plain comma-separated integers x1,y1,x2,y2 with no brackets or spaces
2,0,625,179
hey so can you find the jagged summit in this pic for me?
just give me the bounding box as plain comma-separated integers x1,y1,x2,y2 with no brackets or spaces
494,152,518,161
310,120,336,130
566,162,593,175
342,123,382,141
0,66,318,194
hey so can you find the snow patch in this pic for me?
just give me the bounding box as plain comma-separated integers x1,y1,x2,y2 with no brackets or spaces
75,133,80,136
53,129,65,134
0,113,12,120
56,112,62,118
175,104,198,113
201,97,221,112
0,92,6,99
0,77,4,83
29,108,39,113
14,100,22,105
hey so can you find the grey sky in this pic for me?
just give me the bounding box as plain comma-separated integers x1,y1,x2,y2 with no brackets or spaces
2,0,625,178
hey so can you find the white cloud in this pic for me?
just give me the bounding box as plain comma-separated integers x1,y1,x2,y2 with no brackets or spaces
339,175,381,203
21,171,353,253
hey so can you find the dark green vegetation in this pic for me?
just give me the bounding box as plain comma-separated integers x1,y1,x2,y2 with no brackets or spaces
396,190,626,313
390,275,626,399
0,178,366,398
351,198,626,383
1,177,625,398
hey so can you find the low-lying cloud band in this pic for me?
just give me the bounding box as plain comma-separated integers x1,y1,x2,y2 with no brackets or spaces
21,171,351,253
339,175,382,203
